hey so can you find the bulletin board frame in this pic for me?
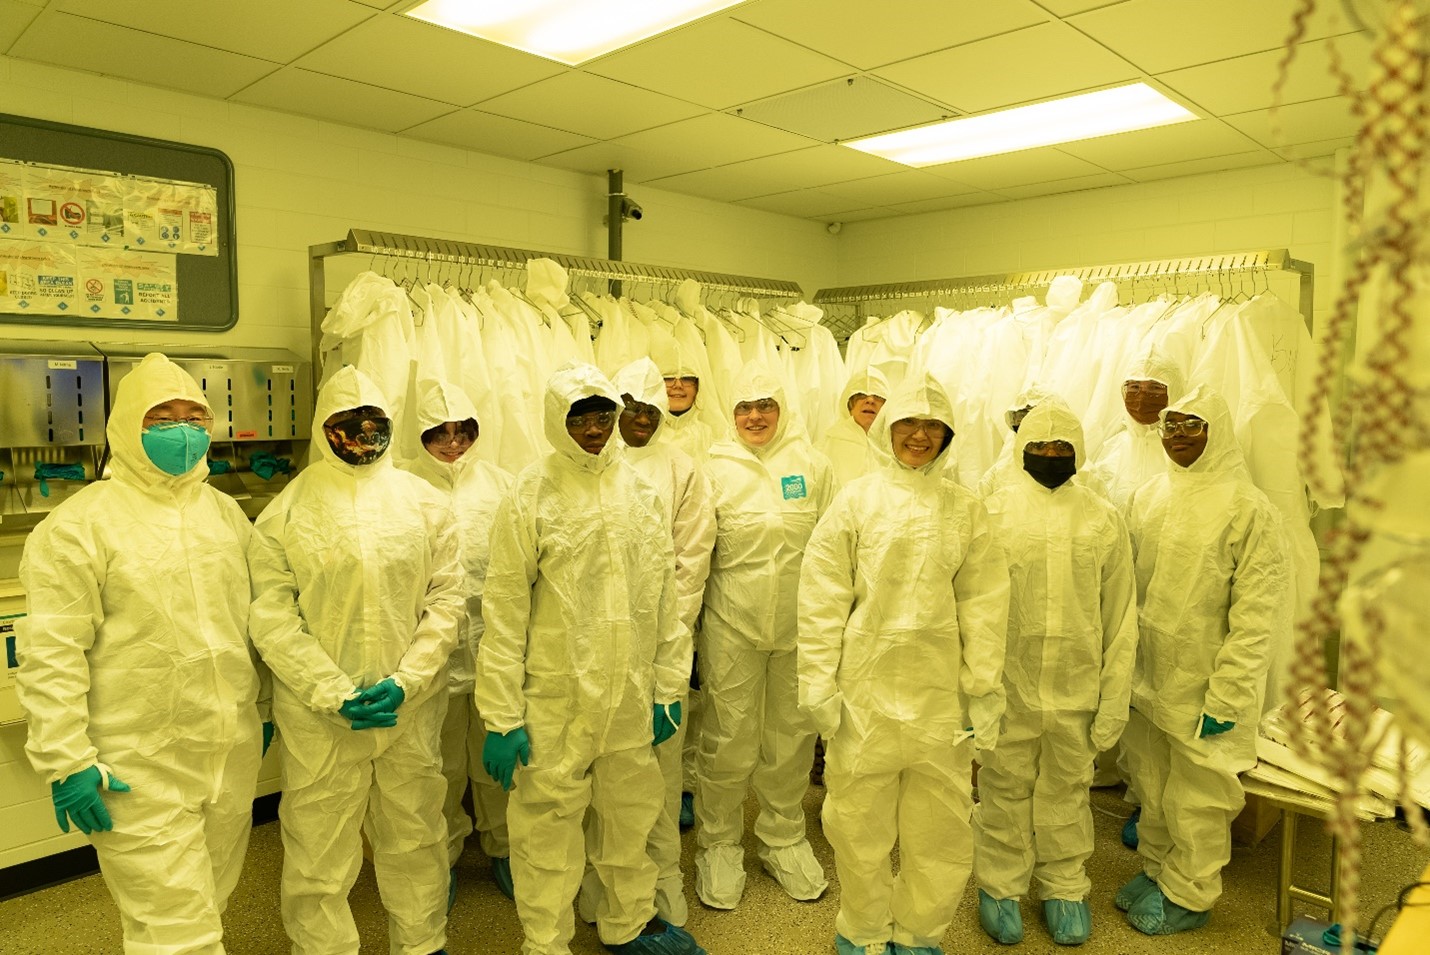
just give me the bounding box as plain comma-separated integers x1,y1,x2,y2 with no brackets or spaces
0,111,238,332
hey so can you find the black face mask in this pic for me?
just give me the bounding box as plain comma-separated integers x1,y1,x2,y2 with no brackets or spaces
1023,448,1077,489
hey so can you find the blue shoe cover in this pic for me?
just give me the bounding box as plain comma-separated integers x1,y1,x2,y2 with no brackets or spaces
680,792,695,829
447,867,457,913
1126,886,1210,936
1114,872,1157,912
835,936,889,954
491,856,515,901
1121,806,1140,849
1043,899,1091,945
606,918,705,954
888,943,943,954
977,888,1023,944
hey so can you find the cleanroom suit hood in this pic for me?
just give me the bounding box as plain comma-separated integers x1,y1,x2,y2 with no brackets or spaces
974,399,1139,904
16,352,263,954
653,332,724,462
1085,348,1187,513
796,373,1011,949
818,366,891,488
473,360,682,953
976,383,1055,498
1121,384,1289,915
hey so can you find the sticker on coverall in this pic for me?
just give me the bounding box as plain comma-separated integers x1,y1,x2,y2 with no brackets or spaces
781,475,807,500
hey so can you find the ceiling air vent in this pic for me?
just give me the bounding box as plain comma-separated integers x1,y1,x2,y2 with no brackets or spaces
732,75,954,144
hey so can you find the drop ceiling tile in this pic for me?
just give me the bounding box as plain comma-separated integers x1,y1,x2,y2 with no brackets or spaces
923,148,1107,190
734,75,950,142
820,169,981,205
296,15,564,107
884,193,1004,215
53,0,371,62
1157,35,1371,116
233,68,454,133
1070,0,1354,74
1033,0,1130,14
9,11,279,98
350,0,404,7
536,141,700,182
733,0,1048,70
1273,137,1355,161
836,207,903,222
587,16,849,111
736,188,872,218
645,145,903,201
873,21,1138,113
612,113,819,171
1121,150,1283,182
1222,95,1358,149
0,0,42,52
476,72,705,141
403,109,595,162
993,170,1134,199
1056,119,1263,169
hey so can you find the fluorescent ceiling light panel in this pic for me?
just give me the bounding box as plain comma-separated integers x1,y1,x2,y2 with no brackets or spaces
845,83,1197,166
406,0,748,65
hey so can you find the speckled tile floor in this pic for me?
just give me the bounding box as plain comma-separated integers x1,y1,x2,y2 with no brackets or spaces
2,785,1426,954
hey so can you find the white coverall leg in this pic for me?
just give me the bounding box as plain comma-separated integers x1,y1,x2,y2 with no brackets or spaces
278,689,448,955
89,731,261,955
441,693,510,864
650,691,691,923
823,716,975,949
1122,709,1246,912
508,699,662,955
695,634,815,851
974,710,1096,901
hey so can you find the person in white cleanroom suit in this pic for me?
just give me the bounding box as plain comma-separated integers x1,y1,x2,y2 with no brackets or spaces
798,373,1009,955
1081,348,1185,826
248,365,463,955
695,363,835,910
402,379,516,905
1083,348,1187,515
973,399,1138,948
1116,386,1288,936
816,367,890,489
578,357,716,928
16,353,265,955
474,361,706,955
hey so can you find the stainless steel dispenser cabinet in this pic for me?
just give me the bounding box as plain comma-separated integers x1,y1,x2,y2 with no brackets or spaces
0,342,108,526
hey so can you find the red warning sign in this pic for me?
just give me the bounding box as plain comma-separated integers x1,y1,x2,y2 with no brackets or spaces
60,202,86,226
85,278,104,295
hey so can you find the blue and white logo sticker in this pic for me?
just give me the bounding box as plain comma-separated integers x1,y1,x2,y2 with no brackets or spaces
781,474,807,500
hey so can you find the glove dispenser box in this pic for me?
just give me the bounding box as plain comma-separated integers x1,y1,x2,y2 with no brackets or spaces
0,343,108,525
100,345,314,518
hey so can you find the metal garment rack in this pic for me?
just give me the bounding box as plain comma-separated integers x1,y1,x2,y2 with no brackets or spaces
812,248,1316,342
309,228,804,374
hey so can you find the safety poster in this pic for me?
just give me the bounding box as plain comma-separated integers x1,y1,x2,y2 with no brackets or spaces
0,241,179,321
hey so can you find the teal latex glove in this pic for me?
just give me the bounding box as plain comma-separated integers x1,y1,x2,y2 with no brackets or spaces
482,727,531,791
336,683,403,726
1199,714,1236,738
52,766,131,834
354,678,405,716
262,722,275,756
653,701,682,746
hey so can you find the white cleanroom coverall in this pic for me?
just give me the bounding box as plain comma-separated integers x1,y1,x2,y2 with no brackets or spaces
695,363,835,908
816,367,890,490
1123,386,1288,914
1083,349,1187,516
17,353,263,955
578,358,716,927
798,373,1010,950
475,362,683,955
973,400,1138,903
248,365,464,955
652,333,723,465
403,379,515,867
